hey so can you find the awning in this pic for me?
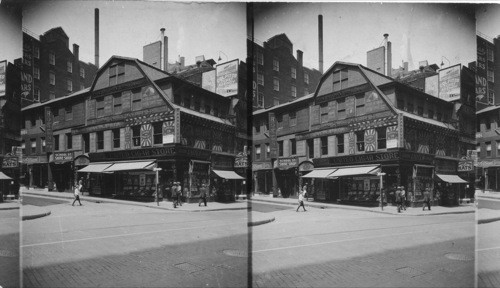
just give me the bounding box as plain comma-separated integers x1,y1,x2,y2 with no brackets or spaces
77,163,113,173
212,170,245,180
104,161,155,172
0,172,12,180
301,168,337,178
436,174,468,183
329,165,380,177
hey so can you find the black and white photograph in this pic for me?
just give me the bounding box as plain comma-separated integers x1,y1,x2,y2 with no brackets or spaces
0,1,499,288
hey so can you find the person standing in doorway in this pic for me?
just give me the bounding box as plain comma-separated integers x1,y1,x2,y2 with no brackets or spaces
72,180,82,206
296,190,307,212
423,187,431,211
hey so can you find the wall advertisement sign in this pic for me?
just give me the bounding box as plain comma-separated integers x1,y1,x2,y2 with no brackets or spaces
216,59,238,97
269,112,277,159
476,36,488,104
21,35,34,100
44,107,53,152
0,60,6,97
201,70,216,93
438,64,461,102
424,74,439,98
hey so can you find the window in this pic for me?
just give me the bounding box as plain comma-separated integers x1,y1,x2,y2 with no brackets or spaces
132,91,142,111
337,98,346,119
80,67,85,78
49,72,55,85
428,109,434,119
289,112,297,127
255,145,261,160
276,115,283,130
41,137,46,153
255,120,260,133
30,115,36,127
257,73,264,86
109,63,125,85
397,99,404,109
356,94,365,116
194,100,201,111
488,48,494,62
356,131,364,152
407,102,414,113
54,134,59,151
417,106,424,116
485,117,491,130
273,98,279,106
278,141,284,157
273,78,280,91
31,138,36,154
49,91,55,100
153,122,162,145
66,79,73,92
96,98,105,118
65,106,73,120
257,92,264,108
96,131,104,150
113,94,122,114
34,67,40,79
205,104,211,115
307,138,314,158
132,125,141,147
486,142,492,157
257,51,264,65
291,85,297,98
113,129,120,148
34,46,40,59
49,51,55,65
67,61,73,73
34,88,40,102
291,67,297,79
377,127,386,149
304,72,309,84
437,112,443,122
266,143,270,158
83,133,90,153
66,133,72,149
273,58,279,71
488,69,494,83
21,140,25,155
333,68,349,91
337,134,345,154
183,96,191,109
320,102,329,123
320,137,328,156
53,107,59,118
290,139,297,155
497,142,500,157
213,107,219,117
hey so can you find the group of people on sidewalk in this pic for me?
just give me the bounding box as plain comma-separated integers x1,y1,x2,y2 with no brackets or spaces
394,186,432,213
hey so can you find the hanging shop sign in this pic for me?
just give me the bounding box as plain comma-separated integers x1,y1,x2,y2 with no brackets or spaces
277,157,298,169
234,152,248,168
2,157,18,168
45,107,53,152
53,152,74,163
269,112,278,158
458,160,474,172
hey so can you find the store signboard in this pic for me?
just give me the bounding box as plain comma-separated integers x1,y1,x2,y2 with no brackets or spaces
21,35,33,100
0,60,6,97
277,157,298,168
2,157,18,168
202,70,216,93
458,160,474,172
386,126,398,149
234,152,247,168
424,74,439,98
45,107,53,152
53,152,74,163
216,59,238,97
438,64,461,102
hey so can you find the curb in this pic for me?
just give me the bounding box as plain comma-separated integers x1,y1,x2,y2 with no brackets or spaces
22,211,51,221
479,217,500,224
250,198,475,216
248,216,275,227
0,206,20,211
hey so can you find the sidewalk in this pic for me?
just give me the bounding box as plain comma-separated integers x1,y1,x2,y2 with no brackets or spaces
250,193,475,216
476,189,500,224
20,188,277,226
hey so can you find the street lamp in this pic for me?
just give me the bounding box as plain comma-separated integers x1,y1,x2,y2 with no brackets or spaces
217,51,228,63
377,172,386,211
440,56,450,68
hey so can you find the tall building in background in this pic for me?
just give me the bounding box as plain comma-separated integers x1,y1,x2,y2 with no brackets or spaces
476,34,496,110
250,34,322,109
20,27,98,107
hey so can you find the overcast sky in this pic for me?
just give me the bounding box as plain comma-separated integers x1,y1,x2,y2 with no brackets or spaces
0,4,22,63
477,4,500,40
254,3,476,72
22,1,246,67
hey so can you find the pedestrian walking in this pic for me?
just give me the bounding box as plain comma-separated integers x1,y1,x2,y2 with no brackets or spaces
172,182,178,208
199,183,207,207
72,180,83,206
400,186,407,210
423,187,431,211
302,184,308,201
395,187,403,213
176,182,182,206
296,190,307,212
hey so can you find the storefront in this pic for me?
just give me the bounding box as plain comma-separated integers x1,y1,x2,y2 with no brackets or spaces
434,174,468,206
50,152,74,192
275,157,299,198
253,162,272,195
23,156,48,189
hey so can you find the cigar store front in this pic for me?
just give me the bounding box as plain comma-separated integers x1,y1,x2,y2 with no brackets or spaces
50,152,74,192
303,150,438,207
274,157,300,198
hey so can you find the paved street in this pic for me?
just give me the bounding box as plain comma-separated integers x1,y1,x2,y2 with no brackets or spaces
0,208,20,288
251,205,475,288
22,195,249,288
477,196,500,288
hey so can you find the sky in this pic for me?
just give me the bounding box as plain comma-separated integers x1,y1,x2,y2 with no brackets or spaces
22,1,247,67
0,4,22,63
254,3,476,72
476,4,500,40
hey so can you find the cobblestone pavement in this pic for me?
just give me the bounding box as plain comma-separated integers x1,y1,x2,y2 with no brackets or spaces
477,216,500,288
251,206,475,287
22,198,249,287
0,209,20,288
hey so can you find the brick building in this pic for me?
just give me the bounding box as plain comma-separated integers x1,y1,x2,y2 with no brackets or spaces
21,55,243,202
250,34,322,109
476,106,500,191
21,27,97,107
254,61,471,206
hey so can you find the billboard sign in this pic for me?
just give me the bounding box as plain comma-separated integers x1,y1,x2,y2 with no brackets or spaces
216,59,238,97
201,69,216,93
21,34,34,100
424,74,439,98
45,107,53,152
438,64,461,102
0,61,6,97
269,112,278,159
143,41,162,69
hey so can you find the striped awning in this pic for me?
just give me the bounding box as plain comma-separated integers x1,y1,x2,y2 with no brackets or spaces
78,163,113,173
436,174,468,184
301,168,338,178
329,165,380,177
104,161,155,172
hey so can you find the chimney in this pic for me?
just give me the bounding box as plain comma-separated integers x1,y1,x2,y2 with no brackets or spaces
73,44,79,62
297,50,303,67
318,14,324,74
403,61,408,72
160,28,165,70
384,33,392,77
180,56,185,69
95,8,99,68
164,35,168,72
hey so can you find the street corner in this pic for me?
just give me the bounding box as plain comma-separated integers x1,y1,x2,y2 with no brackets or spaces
478,208,500,224
248,211,275,227
21,205,51,221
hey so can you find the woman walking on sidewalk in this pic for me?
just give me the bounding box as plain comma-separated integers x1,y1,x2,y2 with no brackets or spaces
72,180,83,206
296,190,307,212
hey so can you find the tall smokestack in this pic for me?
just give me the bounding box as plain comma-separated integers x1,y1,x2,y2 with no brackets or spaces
95,8,99,68
160,28,165,71
383,33,392,77
318,14,324,74
164,35,168,72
